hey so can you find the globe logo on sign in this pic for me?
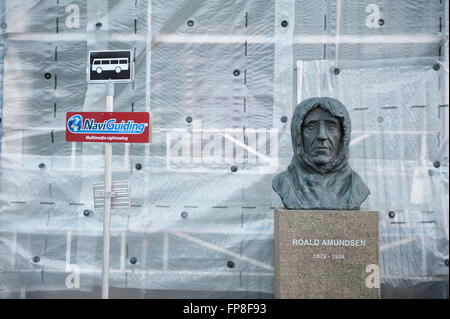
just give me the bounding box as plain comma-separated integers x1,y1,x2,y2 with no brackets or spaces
68,115,83,132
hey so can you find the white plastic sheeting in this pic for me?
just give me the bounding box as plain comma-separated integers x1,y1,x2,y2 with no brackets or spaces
0,0,448,298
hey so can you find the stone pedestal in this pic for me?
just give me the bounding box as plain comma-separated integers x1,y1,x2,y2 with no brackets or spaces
274,209,380,299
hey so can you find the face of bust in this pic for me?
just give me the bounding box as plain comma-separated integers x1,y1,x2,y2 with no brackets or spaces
301,107,342,167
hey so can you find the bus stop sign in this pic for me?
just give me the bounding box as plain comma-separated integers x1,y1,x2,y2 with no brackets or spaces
87,50,134,83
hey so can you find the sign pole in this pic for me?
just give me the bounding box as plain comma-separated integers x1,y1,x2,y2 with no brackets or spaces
69,49,139,298
102,82,114,299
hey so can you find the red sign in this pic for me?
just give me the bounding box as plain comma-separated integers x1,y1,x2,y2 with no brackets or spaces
66,112,150,143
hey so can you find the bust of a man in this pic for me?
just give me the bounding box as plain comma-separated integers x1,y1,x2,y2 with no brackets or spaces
272,97,370,210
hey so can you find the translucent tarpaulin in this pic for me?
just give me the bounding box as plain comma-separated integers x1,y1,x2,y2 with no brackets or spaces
0,0,448,298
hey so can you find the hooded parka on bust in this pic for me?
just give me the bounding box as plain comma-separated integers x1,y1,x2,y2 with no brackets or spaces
272,97,370,210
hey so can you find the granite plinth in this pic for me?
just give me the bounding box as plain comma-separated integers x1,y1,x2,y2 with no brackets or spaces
274,209,380,299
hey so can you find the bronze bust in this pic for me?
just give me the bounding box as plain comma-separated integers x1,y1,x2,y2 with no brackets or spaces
272,97,370,210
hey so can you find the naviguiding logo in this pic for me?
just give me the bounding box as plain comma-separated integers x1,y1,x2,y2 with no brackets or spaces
65,112,150,143
67,114,148,134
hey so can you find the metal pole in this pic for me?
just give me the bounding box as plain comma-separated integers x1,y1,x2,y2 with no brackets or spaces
102,83,114,299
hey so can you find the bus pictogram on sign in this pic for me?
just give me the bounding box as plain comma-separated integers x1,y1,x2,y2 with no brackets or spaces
87,50,134,83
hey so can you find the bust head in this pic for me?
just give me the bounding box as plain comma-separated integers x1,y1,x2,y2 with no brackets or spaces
301,107,343,168
291,97,351,175
272,97,370,209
